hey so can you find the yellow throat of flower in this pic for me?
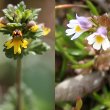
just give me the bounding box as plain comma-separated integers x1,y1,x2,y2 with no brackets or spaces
95,35,104,43
75,25,82,32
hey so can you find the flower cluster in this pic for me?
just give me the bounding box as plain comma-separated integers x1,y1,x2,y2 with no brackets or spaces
66,14,110,51
0,1,50,59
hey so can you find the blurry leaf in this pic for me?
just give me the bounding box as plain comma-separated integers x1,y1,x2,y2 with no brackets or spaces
3,9,13,21
56,102,72,110
59,57,67,79
27,39,50,55
29,9,41,21
86,0,99,15
92,105,106,110
7,23,22,27
72,60,94,69
67,49,88,57
22,9,32,21
0,84,38,110
74,97,83,110
17,1,26,12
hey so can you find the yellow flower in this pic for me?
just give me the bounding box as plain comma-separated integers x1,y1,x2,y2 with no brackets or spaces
29,25,39,32
43,26,51,36
5,37,28,54
5,29,28,54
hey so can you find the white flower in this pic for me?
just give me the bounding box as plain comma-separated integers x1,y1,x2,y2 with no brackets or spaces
87,26,110,50
66,14,92,40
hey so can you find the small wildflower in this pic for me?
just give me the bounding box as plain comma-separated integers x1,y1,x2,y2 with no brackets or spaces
28,21,39,32
5,29,28,54
43,26,51,36
87,26,110,50
29,25,39,32
66,14,92,40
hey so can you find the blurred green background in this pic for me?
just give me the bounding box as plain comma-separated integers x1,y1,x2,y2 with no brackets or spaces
0,0,54,110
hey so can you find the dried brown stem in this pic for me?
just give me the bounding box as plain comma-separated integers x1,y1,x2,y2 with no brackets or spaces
55,4,87,9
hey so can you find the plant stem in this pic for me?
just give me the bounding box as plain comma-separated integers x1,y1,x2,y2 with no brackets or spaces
55,4,88,9
16,58,22,110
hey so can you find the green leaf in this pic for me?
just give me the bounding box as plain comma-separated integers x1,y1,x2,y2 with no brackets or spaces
17,1,26,12
7,23,22,27
75,97,83,110
27,39,50,55
86,0,99,15
0,84,38,110
3,9,13,21
30,9,41,21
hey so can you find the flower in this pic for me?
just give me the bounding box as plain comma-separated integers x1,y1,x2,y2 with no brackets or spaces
66,14,92,40
38,24,51,36
27,20,39,32
5,29,28,54
87,26,110,50
42,26,51,36
29,25,39,32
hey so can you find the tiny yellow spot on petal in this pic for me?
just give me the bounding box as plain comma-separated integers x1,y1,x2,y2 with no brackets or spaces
75,25,82,32
95,35,104,43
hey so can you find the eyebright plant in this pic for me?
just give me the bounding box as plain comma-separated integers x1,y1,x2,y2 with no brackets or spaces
0,1,50,59
66,14,110,51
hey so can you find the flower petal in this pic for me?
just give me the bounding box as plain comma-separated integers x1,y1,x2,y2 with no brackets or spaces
5,40,14,49
66,29,75,36
71,32,83,40
87,33,96,44
93,42,101,50
22,39,28,48
76,14,92,29
102,38,110,50
67,20,78,28
18,47,21,54
97,26,107,36
14,44,18,54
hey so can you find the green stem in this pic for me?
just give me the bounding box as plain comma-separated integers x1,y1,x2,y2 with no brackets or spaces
60,57,67,79
72,60,94,69
56,41,77,64
16,58,22,110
